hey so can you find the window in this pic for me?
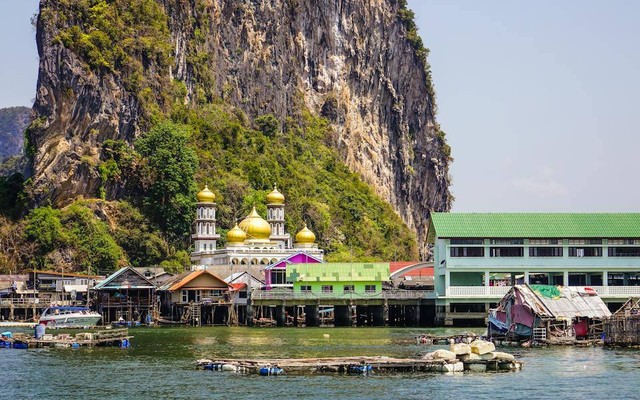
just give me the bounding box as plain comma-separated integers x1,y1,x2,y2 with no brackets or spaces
300,285,312,293
343,285,355,293
450,239,484,245
490,239,524,245
569,247,602,257
609,247,640,257
321,285,333,293
239,291,247,299
529,239,560,245
450,247,484,257
609,239,640,245
529,247,563,257
365,285,376,293
568,239,602,245
270,270,287,285
181,290,187,303
490,247,524,257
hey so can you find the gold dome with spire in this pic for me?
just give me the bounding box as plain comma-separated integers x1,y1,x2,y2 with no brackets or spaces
226,223,247,244
238,206,272,241
295,223,316,244
196,184,216,203
266,184,285,205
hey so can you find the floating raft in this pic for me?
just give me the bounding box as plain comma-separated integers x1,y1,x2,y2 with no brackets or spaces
195,356,522,374
25,328,133,349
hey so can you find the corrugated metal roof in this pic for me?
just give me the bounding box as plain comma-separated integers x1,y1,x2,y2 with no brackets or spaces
429,213,640,241
511,284,611,320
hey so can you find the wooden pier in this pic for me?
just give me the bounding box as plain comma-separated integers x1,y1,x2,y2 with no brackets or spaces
195,355,522,374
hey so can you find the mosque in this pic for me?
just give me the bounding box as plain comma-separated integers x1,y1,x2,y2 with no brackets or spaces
190,184,324,269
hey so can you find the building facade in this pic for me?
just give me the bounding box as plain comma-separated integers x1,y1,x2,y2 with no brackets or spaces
428,213,640,325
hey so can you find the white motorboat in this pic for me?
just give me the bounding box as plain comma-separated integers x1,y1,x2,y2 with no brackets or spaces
38,306,102,328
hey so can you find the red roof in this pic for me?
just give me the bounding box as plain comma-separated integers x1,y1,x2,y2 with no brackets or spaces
230,282,247,291
389,262,434,277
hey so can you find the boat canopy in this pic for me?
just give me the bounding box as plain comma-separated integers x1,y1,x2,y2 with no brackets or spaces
45,306,91,312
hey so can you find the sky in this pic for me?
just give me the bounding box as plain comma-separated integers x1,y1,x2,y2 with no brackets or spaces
1,0,638,212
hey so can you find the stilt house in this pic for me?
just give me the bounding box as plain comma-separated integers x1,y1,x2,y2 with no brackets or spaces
158,269,233,325
489,284,611,343
93,266,157,324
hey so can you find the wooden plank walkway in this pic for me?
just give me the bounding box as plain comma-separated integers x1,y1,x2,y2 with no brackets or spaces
196,355,522,374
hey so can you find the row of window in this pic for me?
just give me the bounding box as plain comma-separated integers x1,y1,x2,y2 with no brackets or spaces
299,285,377,293
450,246,640,257
449,238,640,245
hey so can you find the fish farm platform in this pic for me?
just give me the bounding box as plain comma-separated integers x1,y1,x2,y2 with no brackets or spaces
25,328,132,348
195,356,522,374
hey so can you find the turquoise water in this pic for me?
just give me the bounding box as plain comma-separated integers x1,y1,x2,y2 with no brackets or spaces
1,327,639,399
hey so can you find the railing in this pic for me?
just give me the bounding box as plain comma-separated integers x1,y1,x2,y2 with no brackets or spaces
446,285,640,298
0,298,41,306
251,288,433,301
446,286,511,298
580,286,640,297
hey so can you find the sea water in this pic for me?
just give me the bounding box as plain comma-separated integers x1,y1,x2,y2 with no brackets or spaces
1,327,639,399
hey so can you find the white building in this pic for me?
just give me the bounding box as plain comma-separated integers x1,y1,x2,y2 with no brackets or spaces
190,185,324,270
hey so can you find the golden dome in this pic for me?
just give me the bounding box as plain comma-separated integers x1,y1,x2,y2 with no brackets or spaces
295,223,316,244
266,184,285,205
226,224,247,244
196,185,215,203
238,206,272,241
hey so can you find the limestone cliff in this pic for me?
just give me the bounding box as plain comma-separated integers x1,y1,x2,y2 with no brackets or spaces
0,106,31,163
28,0,451,258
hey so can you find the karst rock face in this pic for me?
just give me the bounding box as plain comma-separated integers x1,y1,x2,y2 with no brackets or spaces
29,0,451,258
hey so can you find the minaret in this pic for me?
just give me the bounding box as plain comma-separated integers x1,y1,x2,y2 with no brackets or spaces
266,184,290,248
191,185,220,265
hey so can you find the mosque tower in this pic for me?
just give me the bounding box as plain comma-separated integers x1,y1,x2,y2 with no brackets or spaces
191,185,220,264
266,184,290,248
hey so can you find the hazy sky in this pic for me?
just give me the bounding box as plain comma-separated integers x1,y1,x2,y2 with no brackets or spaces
1,0,638,212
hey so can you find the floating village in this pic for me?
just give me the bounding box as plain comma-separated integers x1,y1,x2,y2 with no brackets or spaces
3,186,640,375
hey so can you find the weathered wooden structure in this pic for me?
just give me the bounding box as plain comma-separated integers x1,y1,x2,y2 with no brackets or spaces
26,328,132,348
604,297,640,346
158,269,234,326
93,267,157,324
488,284,611,344
195,355,522,374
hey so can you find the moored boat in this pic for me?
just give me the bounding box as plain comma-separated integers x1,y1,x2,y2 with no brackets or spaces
38,306,102,328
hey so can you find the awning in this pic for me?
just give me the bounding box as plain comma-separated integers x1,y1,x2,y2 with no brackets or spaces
64,284,88,293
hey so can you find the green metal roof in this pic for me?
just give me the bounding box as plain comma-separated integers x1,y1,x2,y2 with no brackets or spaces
428,213,640,242
287,263,390,283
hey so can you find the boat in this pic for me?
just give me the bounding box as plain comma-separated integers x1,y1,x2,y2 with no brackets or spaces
38,306,102,328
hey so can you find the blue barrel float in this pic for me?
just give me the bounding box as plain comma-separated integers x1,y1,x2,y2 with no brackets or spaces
347,364,373,375
120,338,130,349
12,342,28,350
259,366,284,376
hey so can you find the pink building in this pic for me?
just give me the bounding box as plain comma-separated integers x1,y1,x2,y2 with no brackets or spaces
264,252,323,289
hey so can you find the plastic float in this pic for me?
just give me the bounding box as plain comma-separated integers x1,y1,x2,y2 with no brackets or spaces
259,366,284,376
204,363,238,372
347,364,373,375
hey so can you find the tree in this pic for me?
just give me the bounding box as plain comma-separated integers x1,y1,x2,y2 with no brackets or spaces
135,122,198,243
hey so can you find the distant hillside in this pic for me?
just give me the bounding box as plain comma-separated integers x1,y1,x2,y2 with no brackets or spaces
0,106,30,162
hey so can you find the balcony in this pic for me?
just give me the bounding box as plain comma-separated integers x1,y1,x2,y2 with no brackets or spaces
445,285,640,299
251,288,434,301
445,286,510,298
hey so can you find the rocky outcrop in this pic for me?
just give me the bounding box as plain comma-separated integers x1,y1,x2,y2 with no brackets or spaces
0,106,31,163
29,0,451,258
